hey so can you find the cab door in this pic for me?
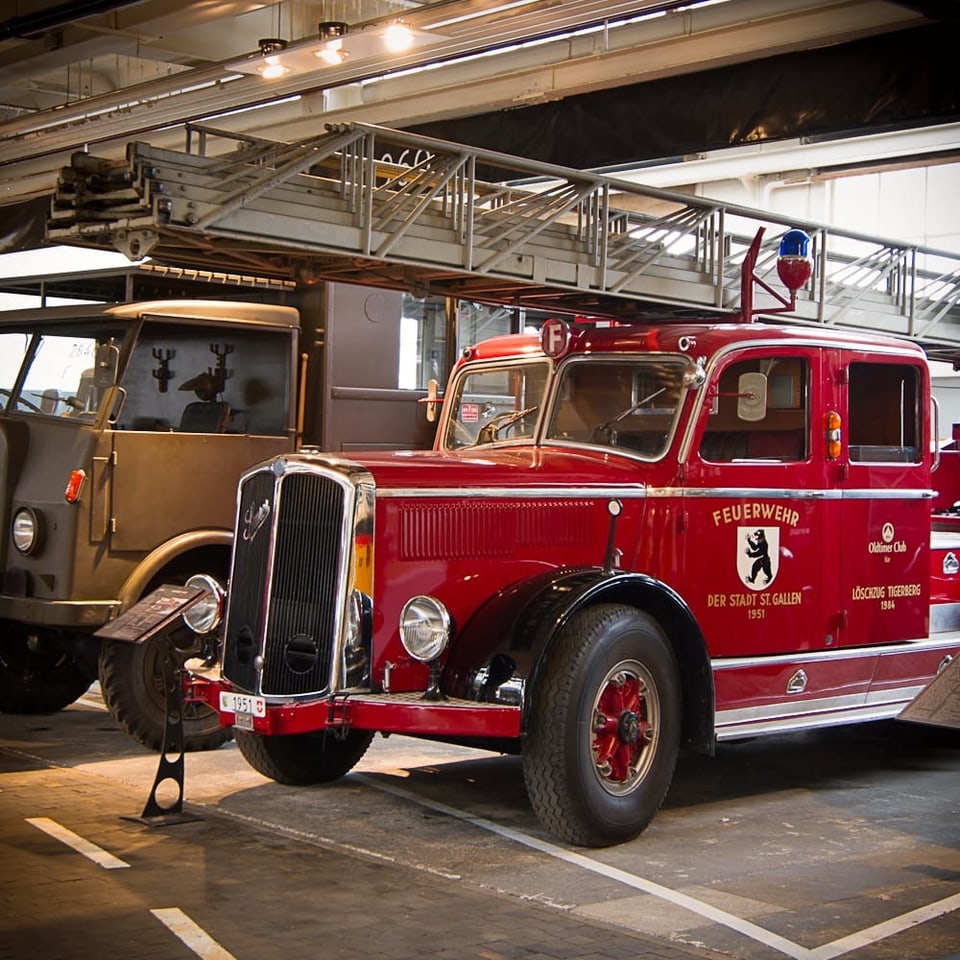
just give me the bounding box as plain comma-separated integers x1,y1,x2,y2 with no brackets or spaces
683,346,831,657
835,351,931,646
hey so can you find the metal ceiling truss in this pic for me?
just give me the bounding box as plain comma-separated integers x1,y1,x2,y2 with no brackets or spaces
47,121,960,350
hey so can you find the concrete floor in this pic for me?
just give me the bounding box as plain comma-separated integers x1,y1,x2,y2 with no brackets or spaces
1,689,958,960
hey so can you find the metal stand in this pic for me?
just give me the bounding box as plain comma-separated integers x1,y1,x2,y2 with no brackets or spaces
126,629,201,826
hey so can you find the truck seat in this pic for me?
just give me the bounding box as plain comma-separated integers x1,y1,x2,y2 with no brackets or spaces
179,400,231,433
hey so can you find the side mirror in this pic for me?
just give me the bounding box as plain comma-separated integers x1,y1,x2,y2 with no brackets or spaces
94,343,120,389
683,358,706,390
737,372,767,421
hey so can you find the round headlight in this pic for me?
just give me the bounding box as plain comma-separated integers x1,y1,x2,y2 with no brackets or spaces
399,595,451,662
12,507,41,555
181,574,226,634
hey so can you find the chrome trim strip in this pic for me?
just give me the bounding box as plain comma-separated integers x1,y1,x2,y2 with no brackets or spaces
674,487,932,501
714,701,916,741
716,686,926,731
719,692,867,722
712,633,960,671
390,485,941,502
679,487,840,500
377,485,647,500
841,488,935,499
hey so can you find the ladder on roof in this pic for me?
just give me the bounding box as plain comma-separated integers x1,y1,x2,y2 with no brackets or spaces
47,121,960,356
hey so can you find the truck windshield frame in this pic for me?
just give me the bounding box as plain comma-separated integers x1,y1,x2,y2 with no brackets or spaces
0,320,133,421
545,355,690,459
441,358,551,449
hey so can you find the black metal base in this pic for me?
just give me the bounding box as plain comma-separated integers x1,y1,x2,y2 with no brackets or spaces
130,632,203,826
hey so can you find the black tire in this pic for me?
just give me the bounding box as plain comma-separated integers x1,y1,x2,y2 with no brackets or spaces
523,603,680,847
98,635,231,752
234,728,374,785
0,627,92,714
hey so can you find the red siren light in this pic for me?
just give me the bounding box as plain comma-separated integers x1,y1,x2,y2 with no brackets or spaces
776,229,813,292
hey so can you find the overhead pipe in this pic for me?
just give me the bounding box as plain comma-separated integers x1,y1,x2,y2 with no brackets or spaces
0,0,143,41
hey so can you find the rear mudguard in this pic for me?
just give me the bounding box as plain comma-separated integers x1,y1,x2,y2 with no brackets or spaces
444,567,715,754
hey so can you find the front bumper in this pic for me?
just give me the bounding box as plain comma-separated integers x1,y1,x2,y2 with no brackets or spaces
194,679,522,739
0,594,120,629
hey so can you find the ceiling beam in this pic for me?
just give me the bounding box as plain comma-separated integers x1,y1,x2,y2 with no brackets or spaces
0,0,930,208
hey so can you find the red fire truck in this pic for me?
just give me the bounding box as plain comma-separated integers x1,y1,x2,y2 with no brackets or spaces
179,228,960,847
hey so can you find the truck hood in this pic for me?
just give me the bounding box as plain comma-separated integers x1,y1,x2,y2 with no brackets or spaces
311,445,649,493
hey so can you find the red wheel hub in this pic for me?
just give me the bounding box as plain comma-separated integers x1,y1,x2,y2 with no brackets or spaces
592,672,651,783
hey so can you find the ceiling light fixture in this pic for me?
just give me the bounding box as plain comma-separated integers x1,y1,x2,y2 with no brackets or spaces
229,20,443,79
256,38,290,79
316,22,348,65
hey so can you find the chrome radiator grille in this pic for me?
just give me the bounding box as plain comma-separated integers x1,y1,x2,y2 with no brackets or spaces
222,464,348,697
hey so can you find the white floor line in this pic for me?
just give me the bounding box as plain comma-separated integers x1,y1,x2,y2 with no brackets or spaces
806,892,960,960
25,816,129,869
151,908,237,960
354,774,960,960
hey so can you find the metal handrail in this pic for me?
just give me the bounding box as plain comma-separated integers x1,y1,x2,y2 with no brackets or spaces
46,121,960,354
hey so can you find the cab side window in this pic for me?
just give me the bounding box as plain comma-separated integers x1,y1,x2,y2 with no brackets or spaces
848,362,921,463
699,356,808,463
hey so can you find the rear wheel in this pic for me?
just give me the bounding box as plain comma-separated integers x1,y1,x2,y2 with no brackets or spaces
523,603,680,847
0,624,92,714
234,728,375,785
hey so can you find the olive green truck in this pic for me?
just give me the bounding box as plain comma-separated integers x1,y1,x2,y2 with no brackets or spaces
0,299,300,749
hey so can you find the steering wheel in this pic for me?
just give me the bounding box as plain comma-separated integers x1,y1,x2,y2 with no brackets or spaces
475,405,538,445
0,388,42,414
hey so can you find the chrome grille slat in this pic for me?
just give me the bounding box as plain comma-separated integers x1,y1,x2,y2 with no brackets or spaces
222,464,349,698
221,469,276,692
262,472,344,695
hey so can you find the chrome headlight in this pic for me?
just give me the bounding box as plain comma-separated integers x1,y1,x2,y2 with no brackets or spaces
181,574,226,634
399,595,451,662
12,507,41,555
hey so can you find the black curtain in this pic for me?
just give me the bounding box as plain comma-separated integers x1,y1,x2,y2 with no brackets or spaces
408,23,960,171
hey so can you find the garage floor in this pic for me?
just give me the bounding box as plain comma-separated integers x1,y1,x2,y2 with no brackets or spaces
1,690,958,960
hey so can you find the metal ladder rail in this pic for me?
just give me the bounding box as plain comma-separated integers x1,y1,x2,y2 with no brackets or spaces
45,121,960,349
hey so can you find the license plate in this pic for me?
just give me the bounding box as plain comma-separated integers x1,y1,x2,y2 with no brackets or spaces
234,712,254,731
220,691,266,718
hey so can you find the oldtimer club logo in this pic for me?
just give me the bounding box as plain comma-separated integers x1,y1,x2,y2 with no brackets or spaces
870,521,906,556
737,526,780,590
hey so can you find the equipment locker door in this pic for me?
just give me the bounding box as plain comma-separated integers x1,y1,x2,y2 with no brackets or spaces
835,350,931,647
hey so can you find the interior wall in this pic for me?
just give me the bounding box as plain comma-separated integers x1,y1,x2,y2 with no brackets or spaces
320,283,437,452
694,163,960,254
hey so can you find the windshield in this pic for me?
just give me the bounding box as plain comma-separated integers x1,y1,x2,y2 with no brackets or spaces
442,360,550,449
0,322,131,420
546,357,689,458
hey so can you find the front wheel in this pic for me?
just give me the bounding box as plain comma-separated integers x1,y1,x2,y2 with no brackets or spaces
99,635,230,752
523,603,680,847
234,728,375,784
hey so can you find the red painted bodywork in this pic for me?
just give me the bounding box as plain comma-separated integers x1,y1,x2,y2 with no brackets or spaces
213,319,960,743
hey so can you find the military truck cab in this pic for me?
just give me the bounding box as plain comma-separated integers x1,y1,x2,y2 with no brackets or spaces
0,300,298,749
